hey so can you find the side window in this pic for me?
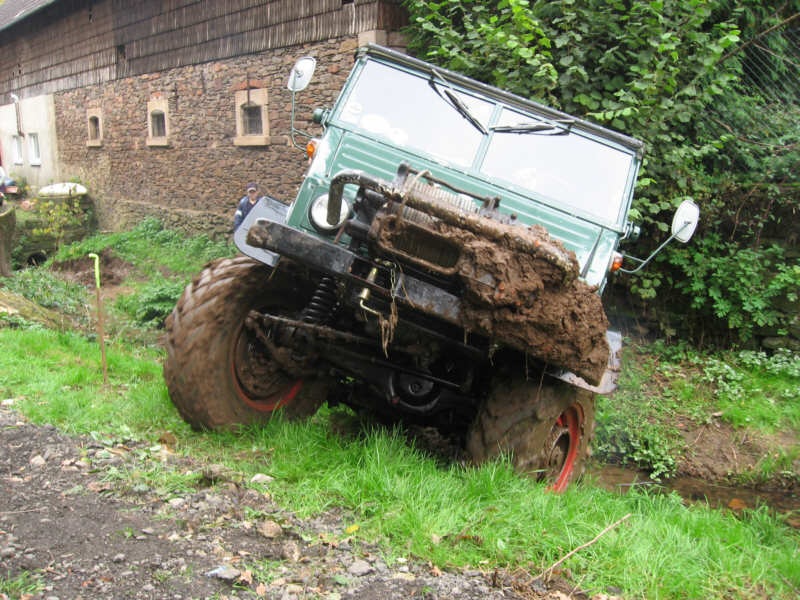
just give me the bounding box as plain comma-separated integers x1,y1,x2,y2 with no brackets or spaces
28,133,41,166
234,88,269,146
12,135,23,164
87,108,103,146
147,97,169,146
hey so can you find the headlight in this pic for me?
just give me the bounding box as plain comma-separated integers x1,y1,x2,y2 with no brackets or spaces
308,193,349,233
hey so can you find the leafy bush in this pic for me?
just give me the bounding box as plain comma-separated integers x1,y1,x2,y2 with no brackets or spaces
404,0,800,345
114,275,186,327
1,268,89,319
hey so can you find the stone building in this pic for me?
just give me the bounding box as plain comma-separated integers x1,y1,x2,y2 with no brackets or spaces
0,0,407,235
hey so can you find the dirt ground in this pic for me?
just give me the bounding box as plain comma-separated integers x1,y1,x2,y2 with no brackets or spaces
0,405,610,600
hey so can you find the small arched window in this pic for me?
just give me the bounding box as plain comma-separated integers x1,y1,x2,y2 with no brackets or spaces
87,108,103,147
147,97,170,146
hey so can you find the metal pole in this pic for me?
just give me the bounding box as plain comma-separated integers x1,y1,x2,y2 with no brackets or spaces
88,253,108,385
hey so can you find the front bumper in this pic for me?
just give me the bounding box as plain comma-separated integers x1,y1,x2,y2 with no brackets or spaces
245,217,621,395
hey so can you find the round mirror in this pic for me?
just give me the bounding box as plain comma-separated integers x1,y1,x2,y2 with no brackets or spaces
287,56,317,92
672,199,700,243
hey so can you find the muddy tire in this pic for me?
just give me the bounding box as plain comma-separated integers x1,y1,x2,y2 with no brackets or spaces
466,376,595,492
164,256,328,430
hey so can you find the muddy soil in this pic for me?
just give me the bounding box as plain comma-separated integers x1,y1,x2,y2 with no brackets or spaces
0,405,608,600
437,220,609,385
50,248,133,288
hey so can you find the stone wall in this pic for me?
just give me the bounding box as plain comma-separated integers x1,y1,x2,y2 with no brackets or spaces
53,36,364,237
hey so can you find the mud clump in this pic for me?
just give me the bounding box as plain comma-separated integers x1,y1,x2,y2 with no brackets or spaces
439,220,609,385
51,247,133,287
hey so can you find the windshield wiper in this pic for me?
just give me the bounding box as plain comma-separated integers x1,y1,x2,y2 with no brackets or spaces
429,69,487,135
490,119,574,135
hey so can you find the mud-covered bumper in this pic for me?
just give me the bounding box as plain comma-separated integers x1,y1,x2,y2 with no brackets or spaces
244,216,621,395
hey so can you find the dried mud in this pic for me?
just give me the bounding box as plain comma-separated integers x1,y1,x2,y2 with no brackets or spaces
435,221,609,385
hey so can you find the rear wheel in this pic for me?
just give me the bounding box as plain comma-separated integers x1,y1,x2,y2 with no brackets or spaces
164,256,329,430
466,376,595,491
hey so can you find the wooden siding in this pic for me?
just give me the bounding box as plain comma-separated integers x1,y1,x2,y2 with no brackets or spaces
0,0,406,101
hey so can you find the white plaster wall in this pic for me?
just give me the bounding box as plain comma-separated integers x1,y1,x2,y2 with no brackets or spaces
0,94,60,189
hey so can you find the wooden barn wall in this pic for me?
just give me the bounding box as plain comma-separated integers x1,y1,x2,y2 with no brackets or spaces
0,0,116,102
0,0,406,101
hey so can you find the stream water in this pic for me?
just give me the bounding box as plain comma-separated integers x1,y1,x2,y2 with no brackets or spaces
587,463,800,523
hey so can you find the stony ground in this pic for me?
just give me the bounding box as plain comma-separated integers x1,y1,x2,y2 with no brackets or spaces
1,405,615,600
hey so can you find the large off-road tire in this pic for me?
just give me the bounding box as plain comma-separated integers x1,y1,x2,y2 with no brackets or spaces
164,256,328,430
466,376,595,492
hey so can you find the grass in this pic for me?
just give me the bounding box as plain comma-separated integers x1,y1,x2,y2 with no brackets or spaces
2,217,234,334
53,216,234,276
1,326,799,599
0,571,43,599
595,340,800,479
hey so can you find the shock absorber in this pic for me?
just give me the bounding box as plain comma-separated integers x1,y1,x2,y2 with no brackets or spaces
301,276,338,325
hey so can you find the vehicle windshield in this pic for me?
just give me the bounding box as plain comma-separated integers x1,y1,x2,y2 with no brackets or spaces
337,60,635,225
481,108,634,224
337,60,493,168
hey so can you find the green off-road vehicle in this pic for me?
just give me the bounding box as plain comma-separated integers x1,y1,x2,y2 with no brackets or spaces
164,45,698,490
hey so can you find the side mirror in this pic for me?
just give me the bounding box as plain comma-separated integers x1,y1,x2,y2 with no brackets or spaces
618,199,700,274
672,199,700,243
287,57,317,92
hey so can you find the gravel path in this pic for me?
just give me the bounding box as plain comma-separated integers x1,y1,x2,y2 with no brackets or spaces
1,406,602,600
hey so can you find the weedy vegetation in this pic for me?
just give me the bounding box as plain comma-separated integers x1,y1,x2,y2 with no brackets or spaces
0,324,798,599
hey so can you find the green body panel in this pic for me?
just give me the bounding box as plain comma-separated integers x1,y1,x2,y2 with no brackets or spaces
287,46,643,289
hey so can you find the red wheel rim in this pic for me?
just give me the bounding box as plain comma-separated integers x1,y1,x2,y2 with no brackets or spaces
547,403,584,493
229,324,303,413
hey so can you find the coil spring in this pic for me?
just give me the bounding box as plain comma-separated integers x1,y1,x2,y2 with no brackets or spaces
302,276,338,325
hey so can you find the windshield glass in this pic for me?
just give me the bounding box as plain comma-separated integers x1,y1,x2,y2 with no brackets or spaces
482,108,634,224
337,61,493,168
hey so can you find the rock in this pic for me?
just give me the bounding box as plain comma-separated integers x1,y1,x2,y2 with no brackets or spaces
250,473,274,484
1,398,15,406
205,564,241,581
392,572,416,582
112,553,125,563
259,519,283,538
1,547,16,559
168,497,186,508
285,583,304,594
348,559,374,577
142,584,155,592
30,455,46,467
281,540,300,562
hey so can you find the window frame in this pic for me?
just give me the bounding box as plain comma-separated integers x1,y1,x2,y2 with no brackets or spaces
28,133,41,166
12,135,24,165
234,88,270,146
146,97,170,147
87,108,103,146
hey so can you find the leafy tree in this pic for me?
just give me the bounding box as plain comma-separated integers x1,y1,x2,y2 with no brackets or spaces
405,0,800,344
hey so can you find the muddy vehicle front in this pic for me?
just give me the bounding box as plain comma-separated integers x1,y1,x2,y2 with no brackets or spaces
165,46,697,490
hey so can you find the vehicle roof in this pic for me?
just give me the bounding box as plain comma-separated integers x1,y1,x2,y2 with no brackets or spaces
360,44,645,159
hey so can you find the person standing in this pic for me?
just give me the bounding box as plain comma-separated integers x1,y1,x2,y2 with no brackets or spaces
234,182,263,231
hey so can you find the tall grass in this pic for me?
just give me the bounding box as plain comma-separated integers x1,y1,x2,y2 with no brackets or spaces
2,327,798,599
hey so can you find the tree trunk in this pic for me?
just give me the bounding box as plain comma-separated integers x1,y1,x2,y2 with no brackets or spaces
0,206,15,277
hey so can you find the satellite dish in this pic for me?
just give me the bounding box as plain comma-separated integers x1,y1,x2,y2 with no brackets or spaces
672,199,700,243
287,57,317,92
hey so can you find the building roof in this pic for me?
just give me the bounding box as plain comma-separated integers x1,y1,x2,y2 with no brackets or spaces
0,0,58,33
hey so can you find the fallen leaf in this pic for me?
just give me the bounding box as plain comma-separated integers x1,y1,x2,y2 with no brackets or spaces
239,569,253,585
431,565,442,577
158,431,177,446
344,524,359,535
728,498,747,511
255,583,267,596
431,533,441,545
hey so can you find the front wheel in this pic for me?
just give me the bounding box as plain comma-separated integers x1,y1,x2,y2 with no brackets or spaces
164,256,329,430
466,376,595,492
